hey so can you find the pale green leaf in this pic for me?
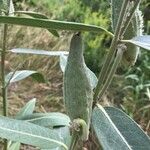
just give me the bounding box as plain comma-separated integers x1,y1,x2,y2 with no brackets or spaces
42,126,71,150
0,16,113,36
105,106,150,150
123,35,150,51
0,116,68,150
5,70,45,84
9,0,14,16
21,112,70,127
92,104,150,150
15,98,36,119
10,48,68,56
59,55,68,73
15,11,59,37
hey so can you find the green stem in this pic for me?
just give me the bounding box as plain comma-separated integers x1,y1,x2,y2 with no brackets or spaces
1,24,8,116
97,45,125,100
93,0,129,103
1,24,8,150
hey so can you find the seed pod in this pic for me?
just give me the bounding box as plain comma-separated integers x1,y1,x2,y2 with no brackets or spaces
63,33,93,139
111,0,143,66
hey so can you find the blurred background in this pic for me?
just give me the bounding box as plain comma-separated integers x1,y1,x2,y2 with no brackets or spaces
0,0,150,149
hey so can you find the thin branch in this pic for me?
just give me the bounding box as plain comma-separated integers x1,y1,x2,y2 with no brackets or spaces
93,0,129,103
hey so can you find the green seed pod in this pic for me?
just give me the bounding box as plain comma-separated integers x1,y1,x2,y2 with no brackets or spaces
63,33,93,140
111,0,143,66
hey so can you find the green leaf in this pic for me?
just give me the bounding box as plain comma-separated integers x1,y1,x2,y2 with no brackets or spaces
59,55,98,89
10,48,68,56
15,98,36,119
21,112,70,127
123,35,150,51
42,126,71,150
5,70,45,84
125,74,139,81
105,106,150,150
59,54,68,73
92,104,150,150
8,98,36,150
0,116,68,150
0,16,113,36
15,11,59,37
9,0,14,16
85,67,98,89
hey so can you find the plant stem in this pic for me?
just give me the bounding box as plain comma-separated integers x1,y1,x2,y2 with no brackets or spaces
1,24,8,116
1,23,8,150
97,44,126,100
93,0,129,103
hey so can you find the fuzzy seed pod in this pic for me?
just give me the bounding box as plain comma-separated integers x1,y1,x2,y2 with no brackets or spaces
111,0,143,66
63,33,93,140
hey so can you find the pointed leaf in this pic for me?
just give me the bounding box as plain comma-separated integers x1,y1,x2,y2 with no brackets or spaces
15,11,59,37
123,35,150,51
0,116,68,150
92,105,131,150
0,16,113,36
8,99,36,150
59,54,68,73
105,106,150,150
15,98,36,119
9,0,14,16
59,55,98,89
5,70,45,84
10,48,68,56
20,112,70,127
92,105,150,150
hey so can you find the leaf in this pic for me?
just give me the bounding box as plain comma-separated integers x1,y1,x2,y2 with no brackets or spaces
59,54,68,73
9,0,15,16
123,35,150,51
125,74,139,81
42,126,71,150
21,112,70,127
7,142,20,150
85,66,98,89
5,70,45,84
0,116,68,150
15,11,59,37
10,48,68,56
0,16,113,36
59,54,98,89
92,104,150,150
15,98,36,119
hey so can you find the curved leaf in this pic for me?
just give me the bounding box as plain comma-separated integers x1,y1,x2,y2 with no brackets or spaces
0,116,68,150
92,105,150,150
5,70,45,84
21,112,70,127
10,48,68,56
15,11,59,37
0,16,113,36
15,98,36,119
123,35,150,51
